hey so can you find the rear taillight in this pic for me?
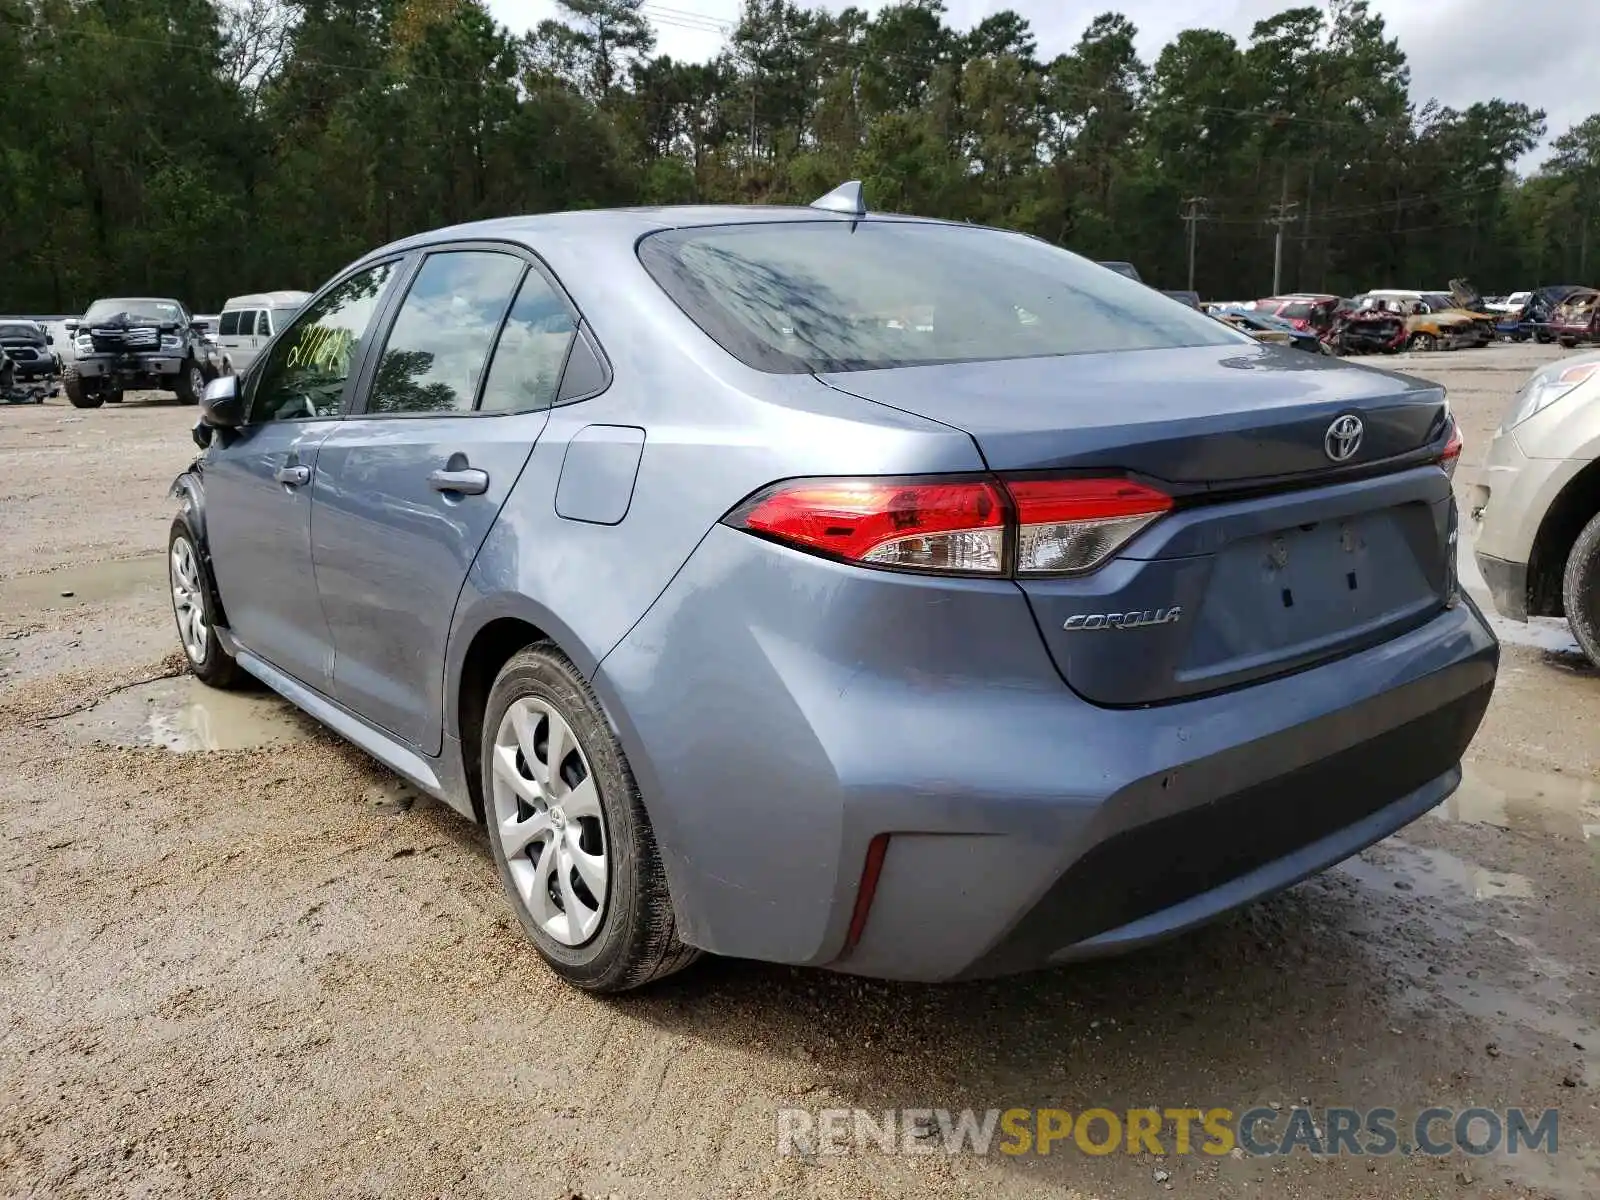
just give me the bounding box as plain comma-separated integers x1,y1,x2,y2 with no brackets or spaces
733,477,1007,574
1007,477,1173,574
1439,420,1464,478
728,474,1170,577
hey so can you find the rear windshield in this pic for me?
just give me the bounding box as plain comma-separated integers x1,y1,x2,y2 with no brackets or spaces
637,221,1240,373
1276,301,1315,319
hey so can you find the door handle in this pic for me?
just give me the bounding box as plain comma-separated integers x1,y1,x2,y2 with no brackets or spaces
427,467,489,496
274,464,311,486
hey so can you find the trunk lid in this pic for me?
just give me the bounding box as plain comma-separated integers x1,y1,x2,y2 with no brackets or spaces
817,343,1446,483
819,344,1455,705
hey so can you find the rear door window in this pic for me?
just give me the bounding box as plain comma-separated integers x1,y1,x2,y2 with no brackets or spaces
219,311,240,337
637,221,1239,374
477,271,577,414
364,251,525,416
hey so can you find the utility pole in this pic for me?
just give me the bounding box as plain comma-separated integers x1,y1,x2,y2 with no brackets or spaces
1267,183,1299,296
1180,196,1208,293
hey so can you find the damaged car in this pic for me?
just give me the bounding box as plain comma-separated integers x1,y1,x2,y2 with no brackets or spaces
1552,288,1600,348
63,297,218,409
0,319,60,386
1356,293,1477,352
1213,309,1325,353
165,191,1493,993
1325,300,1406,356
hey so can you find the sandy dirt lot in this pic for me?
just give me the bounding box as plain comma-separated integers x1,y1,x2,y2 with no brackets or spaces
3,343,1599,1199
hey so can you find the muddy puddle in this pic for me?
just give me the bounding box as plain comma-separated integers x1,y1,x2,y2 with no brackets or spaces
60,674,317,751
1339,838,1534,902
1438,760,1600,841
0,553,165,613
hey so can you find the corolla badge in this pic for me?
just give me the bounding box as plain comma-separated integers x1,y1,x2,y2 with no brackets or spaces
1063,607,1182,631
1324,414,1364,462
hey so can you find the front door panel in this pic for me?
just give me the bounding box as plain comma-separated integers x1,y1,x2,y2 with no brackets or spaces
308,248,569,753
204,420,338,686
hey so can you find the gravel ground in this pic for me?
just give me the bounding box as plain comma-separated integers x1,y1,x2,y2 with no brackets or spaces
3,344,1599,1199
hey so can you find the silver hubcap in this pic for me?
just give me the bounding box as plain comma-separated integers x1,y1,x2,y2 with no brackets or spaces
190,366,202,393
170,537,208,664
491,697,608,946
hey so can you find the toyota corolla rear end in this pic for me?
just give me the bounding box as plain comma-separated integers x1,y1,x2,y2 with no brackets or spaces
597,216,1498,982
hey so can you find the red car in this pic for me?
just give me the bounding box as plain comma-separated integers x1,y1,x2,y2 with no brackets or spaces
1552,288,1600,347
1255,294,1340,332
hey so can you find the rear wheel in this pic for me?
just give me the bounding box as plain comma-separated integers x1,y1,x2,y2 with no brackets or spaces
481,644,700,993
168,516,242,688
1563,512,1600,668
63,366,103,408
1561,338,1579,349
1407,332,1436,352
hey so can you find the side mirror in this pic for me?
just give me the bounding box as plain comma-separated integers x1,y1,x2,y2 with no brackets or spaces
200,374,246,429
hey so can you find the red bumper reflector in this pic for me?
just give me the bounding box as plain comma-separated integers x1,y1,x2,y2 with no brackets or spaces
844,833,891,951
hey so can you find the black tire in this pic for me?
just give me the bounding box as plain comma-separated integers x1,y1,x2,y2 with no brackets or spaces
1407,332,1436,352
1562,512,1600,669
105,386,123,403
174,359,204,405
1560,338,1579,350
1536,329,1553,344
63,365,103,408
482,643,700,993
167,515,243,689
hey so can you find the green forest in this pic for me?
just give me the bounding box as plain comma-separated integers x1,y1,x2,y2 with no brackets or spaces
2,0,1598,313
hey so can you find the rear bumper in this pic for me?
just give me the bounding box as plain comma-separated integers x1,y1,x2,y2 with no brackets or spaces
597,525,1499,982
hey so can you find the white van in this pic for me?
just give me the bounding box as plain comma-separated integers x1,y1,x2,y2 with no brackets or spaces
217,291,311,372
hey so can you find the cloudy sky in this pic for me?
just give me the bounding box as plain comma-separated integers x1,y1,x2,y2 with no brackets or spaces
483,0,1595,166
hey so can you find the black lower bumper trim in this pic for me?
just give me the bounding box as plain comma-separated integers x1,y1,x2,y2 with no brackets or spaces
963,675,1495,977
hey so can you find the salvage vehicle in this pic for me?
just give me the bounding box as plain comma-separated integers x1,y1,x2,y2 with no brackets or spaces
1551,288,1600,348
0,345,53,404
0,319,60,383
1473,351,1600,665
1520,286,1584,343
1426,288,1496,347
167,185,1494,993
1356,294,1476,351
1324,300,1406,356
63,297,218,408
1438,281,1502,347
1213,309,1324,353
1256,294,1339,333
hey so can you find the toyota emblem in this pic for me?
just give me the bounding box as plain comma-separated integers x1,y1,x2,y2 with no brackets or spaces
1325,414,1364,463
